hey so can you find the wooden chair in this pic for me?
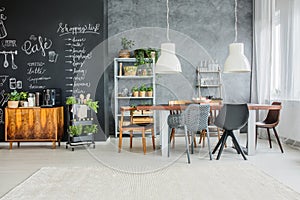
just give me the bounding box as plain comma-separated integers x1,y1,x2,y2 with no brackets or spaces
168,100,193,147
256,102,283,153
118,107,155,154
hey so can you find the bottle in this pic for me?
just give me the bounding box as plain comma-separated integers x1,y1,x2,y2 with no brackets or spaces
28,93,35,107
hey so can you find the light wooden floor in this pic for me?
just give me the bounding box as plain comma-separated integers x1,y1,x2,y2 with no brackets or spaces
0,135,299,197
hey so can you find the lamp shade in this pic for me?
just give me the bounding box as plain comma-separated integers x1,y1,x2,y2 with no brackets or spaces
224,43,250,73
155,43,182,73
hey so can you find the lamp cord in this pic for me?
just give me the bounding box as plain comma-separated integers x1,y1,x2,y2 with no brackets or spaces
234,0,238,42
166,0,170,42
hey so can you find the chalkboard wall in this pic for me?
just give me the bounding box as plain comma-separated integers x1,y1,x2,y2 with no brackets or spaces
0,0,108,141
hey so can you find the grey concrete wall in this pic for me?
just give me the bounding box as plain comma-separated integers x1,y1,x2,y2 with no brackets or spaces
106,0,253,133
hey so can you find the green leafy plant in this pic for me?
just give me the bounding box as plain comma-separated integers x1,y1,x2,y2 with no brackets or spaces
66,96,77,105
145,48,159,63
7,90,20,101
121,37,135,50
134,49,146,66
131,86,139,92
68,125,83,137
86,99,99,113
83,124,98,134
146,86,153,91
19,91,28,101
139,84,147,92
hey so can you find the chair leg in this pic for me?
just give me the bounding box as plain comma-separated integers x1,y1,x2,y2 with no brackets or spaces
118,131,123,153
230,132,247,160
202,130,206,147
267,128,272,148
168,127,171,157
273,127,284,153
130,131,133,149
199,130,204,144
194,135,197,148
142,129,146,155
151,128,155,150
191,132,195,154
216,132,228,160
206,129,213,160
212,132,226,154
184,126,191,164
171,128,175,148
255,126,258,148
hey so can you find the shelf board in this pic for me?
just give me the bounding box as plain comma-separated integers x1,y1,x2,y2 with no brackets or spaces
197,70,220,73
117,96,154,99
196,84,222,88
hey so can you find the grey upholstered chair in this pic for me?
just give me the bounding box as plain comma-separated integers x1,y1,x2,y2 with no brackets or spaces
184,104,212,161
212,103,249,160
167,104,212,163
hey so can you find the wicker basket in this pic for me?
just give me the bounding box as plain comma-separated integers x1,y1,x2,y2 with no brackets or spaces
124,66,137,76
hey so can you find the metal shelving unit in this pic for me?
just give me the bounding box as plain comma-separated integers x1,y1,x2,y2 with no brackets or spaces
114,58,156,138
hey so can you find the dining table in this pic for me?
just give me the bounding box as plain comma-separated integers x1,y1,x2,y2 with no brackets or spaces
135,103,282,157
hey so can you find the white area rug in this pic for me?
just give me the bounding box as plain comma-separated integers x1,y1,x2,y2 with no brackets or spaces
1,162,300,200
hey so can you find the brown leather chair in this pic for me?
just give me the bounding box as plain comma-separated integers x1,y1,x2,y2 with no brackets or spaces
256,102,283,153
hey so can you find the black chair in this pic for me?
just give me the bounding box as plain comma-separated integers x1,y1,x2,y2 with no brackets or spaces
212,104,249,160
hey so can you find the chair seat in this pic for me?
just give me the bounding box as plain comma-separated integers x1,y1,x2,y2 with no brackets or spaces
256,121,278,128
122,123,153,130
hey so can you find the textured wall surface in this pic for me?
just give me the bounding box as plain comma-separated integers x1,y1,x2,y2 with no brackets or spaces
106,0,253,133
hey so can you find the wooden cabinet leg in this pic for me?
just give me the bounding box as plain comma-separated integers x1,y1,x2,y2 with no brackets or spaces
9,142,12,150
17,142,20,148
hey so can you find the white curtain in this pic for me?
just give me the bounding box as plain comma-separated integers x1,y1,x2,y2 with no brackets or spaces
253,0,300,103
252,0,275,104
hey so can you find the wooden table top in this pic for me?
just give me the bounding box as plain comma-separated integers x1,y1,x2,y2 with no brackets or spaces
134,103,281,111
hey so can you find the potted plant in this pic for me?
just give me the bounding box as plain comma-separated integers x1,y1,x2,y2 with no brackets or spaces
66,96,77,105
139,84,147,97
19,91,28,107
68,125,85,143
132,86,139,97
119,37,135,58
86,99,99,113
7,90,20,108
83,124,98,135
146,86,153,97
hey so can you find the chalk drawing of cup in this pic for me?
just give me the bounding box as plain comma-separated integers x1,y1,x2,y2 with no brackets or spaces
0,20,7,39
48,51,58,63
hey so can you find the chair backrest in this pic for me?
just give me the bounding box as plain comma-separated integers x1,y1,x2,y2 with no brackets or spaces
183,104,210,132
168,100,191,114
167,113,184,129
214,104,249,131
263,102,281,125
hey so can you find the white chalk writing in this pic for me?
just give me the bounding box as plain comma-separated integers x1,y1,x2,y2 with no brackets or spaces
21,35,52,57
57,23,100,36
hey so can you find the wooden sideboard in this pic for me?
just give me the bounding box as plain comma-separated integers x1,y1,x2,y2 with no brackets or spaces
5,106,64,149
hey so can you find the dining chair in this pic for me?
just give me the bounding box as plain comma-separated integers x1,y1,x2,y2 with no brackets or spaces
199,106,224,148
256,102,283,153
212,104,249,160
168,100,194,148
183,104,212,161
118,107,155,154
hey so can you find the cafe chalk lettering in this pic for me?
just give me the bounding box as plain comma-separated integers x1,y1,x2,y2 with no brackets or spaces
21,35,53,57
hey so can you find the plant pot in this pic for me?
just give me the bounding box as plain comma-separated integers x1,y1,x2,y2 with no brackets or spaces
19,101,28,107
119,49,130,58
139,91,146,97
70,134,93,143
7,101,19,108
146,91,153,97
133,91,139,97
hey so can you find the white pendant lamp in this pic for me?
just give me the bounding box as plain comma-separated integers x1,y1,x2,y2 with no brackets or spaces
156,0,182,73
223,0,250,73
